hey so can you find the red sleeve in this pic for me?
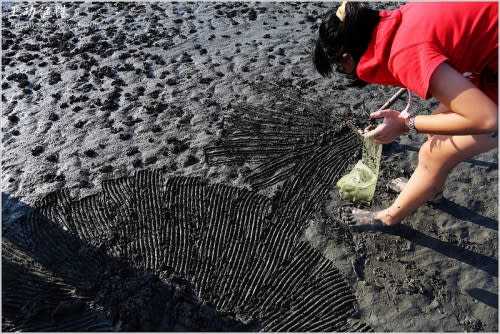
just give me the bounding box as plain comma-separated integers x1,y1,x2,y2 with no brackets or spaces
389,42,448,99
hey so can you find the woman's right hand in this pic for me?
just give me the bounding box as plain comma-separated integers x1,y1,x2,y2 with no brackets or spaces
363,109,407,144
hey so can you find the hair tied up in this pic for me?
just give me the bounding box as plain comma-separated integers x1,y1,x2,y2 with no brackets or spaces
336,1,348,22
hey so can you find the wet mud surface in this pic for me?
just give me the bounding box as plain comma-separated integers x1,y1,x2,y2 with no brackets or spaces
3,164,371,331
2,1,498,332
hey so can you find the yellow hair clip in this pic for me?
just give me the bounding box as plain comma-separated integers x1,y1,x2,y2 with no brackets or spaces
336,1,348,22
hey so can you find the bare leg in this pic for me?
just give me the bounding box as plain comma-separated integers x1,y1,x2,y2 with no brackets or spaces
349,102,497,228
387,177,443,203
387,106,454,196
375,133,497,225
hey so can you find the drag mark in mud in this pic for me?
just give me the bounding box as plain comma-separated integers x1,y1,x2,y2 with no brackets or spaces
3,82,370,331
205,82,357,191
3,169,370,331
201,83,371,330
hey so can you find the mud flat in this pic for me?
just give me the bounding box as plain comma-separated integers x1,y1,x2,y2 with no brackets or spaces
2,2,497,332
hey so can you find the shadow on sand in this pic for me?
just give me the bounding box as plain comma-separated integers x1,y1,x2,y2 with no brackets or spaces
435,198,498,231
383,224,498,278
466,288,498,309
1,193,253,332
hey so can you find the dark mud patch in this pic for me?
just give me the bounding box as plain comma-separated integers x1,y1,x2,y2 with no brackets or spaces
3,165,370,331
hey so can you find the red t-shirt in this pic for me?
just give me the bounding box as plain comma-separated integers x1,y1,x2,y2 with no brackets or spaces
356,2,498,101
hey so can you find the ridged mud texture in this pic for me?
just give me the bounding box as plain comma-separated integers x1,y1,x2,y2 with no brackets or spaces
3,166,371,331
205,82,357,191
204,82,372,331
3,82,371,331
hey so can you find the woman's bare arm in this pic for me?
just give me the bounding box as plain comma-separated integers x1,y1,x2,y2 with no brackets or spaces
414,62,498,135
365,62,497,143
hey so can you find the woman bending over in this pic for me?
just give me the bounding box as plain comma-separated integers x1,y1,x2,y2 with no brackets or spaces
313,1,498,226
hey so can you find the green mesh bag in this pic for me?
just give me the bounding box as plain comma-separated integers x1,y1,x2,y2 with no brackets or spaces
337,136,382,204
336,88,409,204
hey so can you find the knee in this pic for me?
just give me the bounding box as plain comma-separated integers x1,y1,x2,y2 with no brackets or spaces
418,140,455,174
417,141,440,170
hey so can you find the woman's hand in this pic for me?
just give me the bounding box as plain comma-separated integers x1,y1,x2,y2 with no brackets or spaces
363,109,406,144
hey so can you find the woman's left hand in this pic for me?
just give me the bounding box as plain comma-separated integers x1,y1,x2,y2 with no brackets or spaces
363,109,406,144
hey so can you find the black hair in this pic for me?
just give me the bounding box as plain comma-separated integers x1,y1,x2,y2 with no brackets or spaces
313,2,380,78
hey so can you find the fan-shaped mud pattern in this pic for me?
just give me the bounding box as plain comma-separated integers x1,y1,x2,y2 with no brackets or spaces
3,169,371,331
205,82,357,191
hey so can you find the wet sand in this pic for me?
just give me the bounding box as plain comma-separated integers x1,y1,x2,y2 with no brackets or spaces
2,2,498,332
